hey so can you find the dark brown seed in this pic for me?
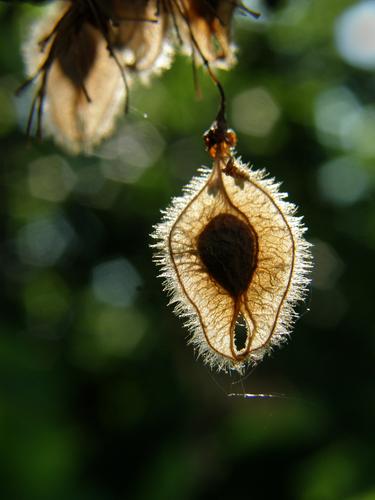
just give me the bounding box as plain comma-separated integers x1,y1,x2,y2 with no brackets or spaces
197,213,257,298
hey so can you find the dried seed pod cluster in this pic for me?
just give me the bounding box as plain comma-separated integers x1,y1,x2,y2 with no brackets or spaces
152,122,312,373
21,0,256,152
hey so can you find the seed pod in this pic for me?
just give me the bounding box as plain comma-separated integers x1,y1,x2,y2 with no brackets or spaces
152,157,311,373
113,0,173,79
22,1,128,153
171,0,237,68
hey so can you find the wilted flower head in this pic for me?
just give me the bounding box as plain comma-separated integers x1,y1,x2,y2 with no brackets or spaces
20,0,254,152
152,119,311,373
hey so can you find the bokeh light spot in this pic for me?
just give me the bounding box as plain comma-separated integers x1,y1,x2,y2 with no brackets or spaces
17,215,75,267
335,1,375,70
99,121,165,183
93,306,147,356
91,258,142,308
317,156,368,205
232,87,280,137
28,155,76,202
314,86,361,149
347,106,375,158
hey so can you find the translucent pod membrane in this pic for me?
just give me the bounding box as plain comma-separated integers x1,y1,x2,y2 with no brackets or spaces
152,157,312,373
23,1,127,153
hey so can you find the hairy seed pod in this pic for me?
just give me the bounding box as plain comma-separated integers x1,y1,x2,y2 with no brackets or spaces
152,156,312,373
22,1,128,153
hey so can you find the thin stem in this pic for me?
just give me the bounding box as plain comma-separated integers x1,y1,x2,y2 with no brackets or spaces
171,0,227,128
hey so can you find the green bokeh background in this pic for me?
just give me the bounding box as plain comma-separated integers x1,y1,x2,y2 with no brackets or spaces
0,1,374,499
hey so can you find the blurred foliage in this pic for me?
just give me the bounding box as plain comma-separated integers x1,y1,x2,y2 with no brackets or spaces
0,1,374,500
